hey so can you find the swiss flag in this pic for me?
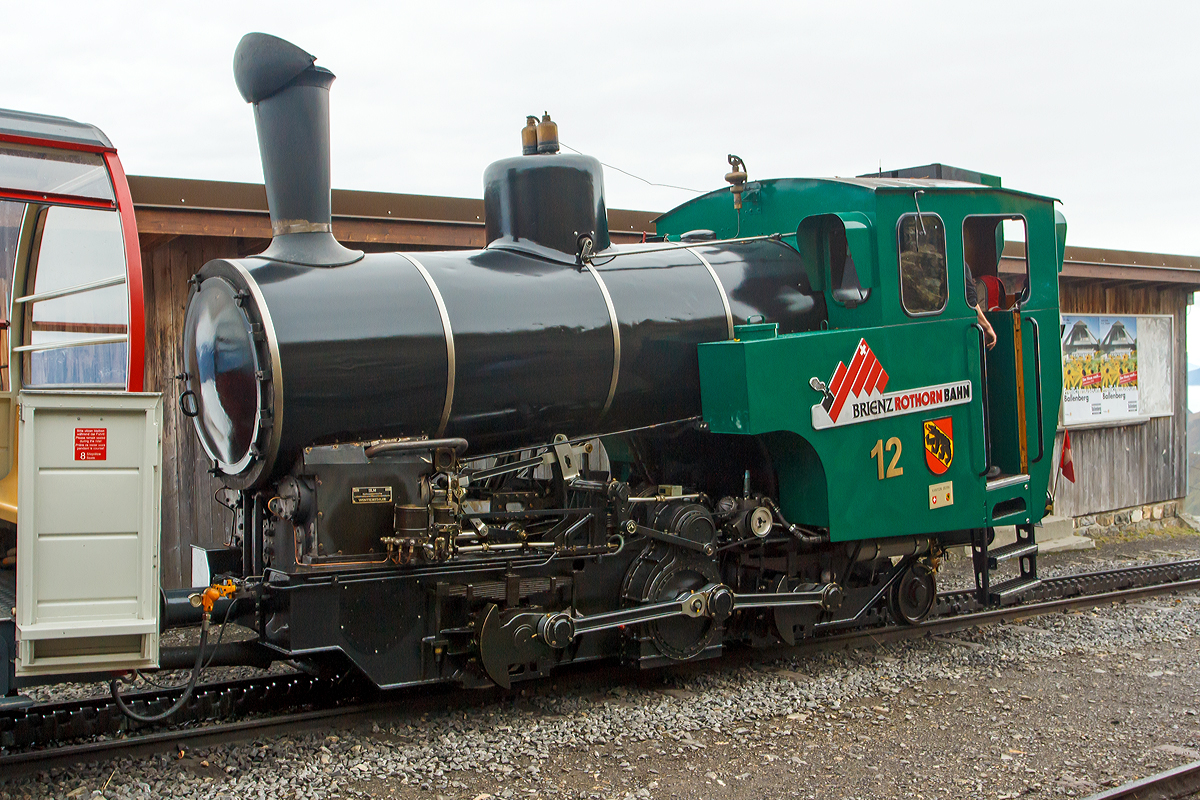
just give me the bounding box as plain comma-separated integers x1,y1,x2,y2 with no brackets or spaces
1059,430,1076,484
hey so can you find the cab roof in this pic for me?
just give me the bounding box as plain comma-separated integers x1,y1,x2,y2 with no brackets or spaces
0,108,113,149
657,175,1058,222
825,175,1059,203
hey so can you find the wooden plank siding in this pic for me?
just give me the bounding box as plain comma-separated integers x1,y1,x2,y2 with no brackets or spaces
1049,281,1191,517
141,235,241,589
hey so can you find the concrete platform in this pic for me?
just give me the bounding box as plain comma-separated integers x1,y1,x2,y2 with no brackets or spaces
992,514,1095,554
948,515,1095,557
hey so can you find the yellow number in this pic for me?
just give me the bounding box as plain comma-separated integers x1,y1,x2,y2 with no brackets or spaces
886,436,903,478
872,437,904,480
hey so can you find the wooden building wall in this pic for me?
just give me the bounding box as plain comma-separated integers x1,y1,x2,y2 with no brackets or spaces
141,235,242,589
1050,283,1190,517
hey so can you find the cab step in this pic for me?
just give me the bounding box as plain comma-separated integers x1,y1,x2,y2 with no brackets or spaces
986,540,1038,570
988,576,1042,604
972,522,1039,607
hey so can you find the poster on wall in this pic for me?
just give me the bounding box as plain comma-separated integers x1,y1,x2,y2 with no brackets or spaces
1061,315,1139,425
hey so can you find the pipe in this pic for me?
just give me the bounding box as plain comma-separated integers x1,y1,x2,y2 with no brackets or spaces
156,640,276,671
851,536,932,562
161,588,234,630
364,437,468,458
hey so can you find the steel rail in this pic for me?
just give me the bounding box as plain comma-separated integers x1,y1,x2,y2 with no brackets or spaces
1081,758,1200,800
4,558,1200,771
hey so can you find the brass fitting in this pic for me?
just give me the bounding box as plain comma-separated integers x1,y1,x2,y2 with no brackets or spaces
536,112,559,154
725,154,748,211
188,579,239,617
521,116,538,155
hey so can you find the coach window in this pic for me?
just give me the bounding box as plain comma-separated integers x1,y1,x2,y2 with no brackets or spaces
962,215,1029,311
898,213,947,316
18,205,128,387
0,142,114,201
0,201,21,391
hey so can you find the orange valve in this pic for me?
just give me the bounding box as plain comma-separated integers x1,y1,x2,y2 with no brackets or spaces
188,579,239,617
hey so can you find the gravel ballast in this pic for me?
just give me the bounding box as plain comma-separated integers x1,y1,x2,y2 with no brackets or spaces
4,529,1200,800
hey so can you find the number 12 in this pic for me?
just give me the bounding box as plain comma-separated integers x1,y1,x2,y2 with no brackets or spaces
871,437,903,480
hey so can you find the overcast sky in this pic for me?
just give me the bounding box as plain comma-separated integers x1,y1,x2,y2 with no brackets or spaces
4,1,1196,255
7,0,1200,374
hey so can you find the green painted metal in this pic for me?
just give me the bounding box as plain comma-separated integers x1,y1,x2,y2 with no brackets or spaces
659,175,1065,542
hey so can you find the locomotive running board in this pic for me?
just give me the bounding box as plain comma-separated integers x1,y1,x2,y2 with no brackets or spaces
477,582,844,688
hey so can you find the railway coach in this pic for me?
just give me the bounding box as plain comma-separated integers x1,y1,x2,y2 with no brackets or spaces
0,108,157,701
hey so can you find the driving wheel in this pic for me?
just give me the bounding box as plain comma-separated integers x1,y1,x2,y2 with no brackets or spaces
889,561,936,625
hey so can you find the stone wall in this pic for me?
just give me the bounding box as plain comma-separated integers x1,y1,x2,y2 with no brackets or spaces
1073,499,1183,538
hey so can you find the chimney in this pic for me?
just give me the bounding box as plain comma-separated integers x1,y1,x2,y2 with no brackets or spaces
233,32,362,267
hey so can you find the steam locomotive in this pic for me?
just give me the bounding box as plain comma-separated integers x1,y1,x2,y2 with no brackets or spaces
179,33,1064,690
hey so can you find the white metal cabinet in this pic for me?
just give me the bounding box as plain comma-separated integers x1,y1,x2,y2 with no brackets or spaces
15,391,161,676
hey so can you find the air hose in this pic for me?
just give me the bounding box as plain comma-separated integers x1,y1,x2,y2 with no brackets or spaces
109,612,210,723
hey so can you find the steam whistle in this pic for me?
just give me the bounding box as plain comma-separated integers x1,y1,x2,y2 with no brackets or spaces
725,154,748,211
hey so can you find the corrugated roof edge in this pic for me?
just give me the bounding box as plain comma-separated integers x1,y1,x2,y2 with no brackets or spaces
0,107,112,149
1004,241,1200,272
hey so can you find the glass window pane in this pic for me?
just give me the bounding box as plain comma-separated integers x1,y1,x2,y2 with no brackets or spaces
31,283,128,345
24,205,129,388
0,200,22,391
0,142,113,201
32,205,126,295
898,214,947,315
0,200,22,322
28,341,127,387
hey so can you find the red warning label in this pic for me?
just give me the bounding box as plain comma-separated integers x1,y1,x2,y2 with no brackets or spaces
74,427,107,461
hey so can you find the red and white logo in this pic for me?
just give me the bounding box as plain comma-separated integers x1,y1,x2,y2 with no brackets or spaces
810,338,972,430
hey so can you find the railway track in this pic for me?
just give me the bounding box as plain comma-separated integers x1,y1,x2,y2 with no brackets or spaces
4,557,1200,774
1083,758,1200,799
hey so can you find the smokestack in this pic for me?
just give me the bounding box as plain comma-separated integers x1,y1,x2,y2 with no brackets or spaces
233,32,362,267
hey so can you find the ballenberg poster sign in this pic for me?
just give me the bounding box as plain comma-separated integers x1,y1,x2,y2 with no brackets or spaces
1061,315,1139,425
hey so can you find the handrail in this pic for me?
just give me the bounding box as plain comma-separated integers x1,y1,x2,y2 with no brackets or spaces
13,333,127,353
15,273,125,305
1025,316,1044,463
973,323,993,477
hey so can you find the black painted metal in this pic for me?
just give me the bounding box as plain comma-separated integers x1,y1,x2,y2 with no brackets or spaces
484,153,610,259
161,589,232,629
232,32,361,268
1,571,14,698
183,239,824,488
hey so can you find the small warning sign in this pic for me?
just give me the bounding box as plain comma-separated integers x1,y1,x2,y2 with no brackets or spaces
928,480,953,510
75,427,107,461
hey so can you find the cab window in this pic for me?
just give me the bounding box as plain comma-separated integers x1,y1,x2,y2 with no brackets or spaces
828,220,869,307
963,215,1029,310
898,213,947,316
19,205,128,387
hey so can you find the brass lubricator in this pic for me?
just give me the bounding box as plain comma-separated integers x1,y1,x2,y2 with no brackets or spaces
536,112,559,154
521,115,538,155
725,154,748,211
